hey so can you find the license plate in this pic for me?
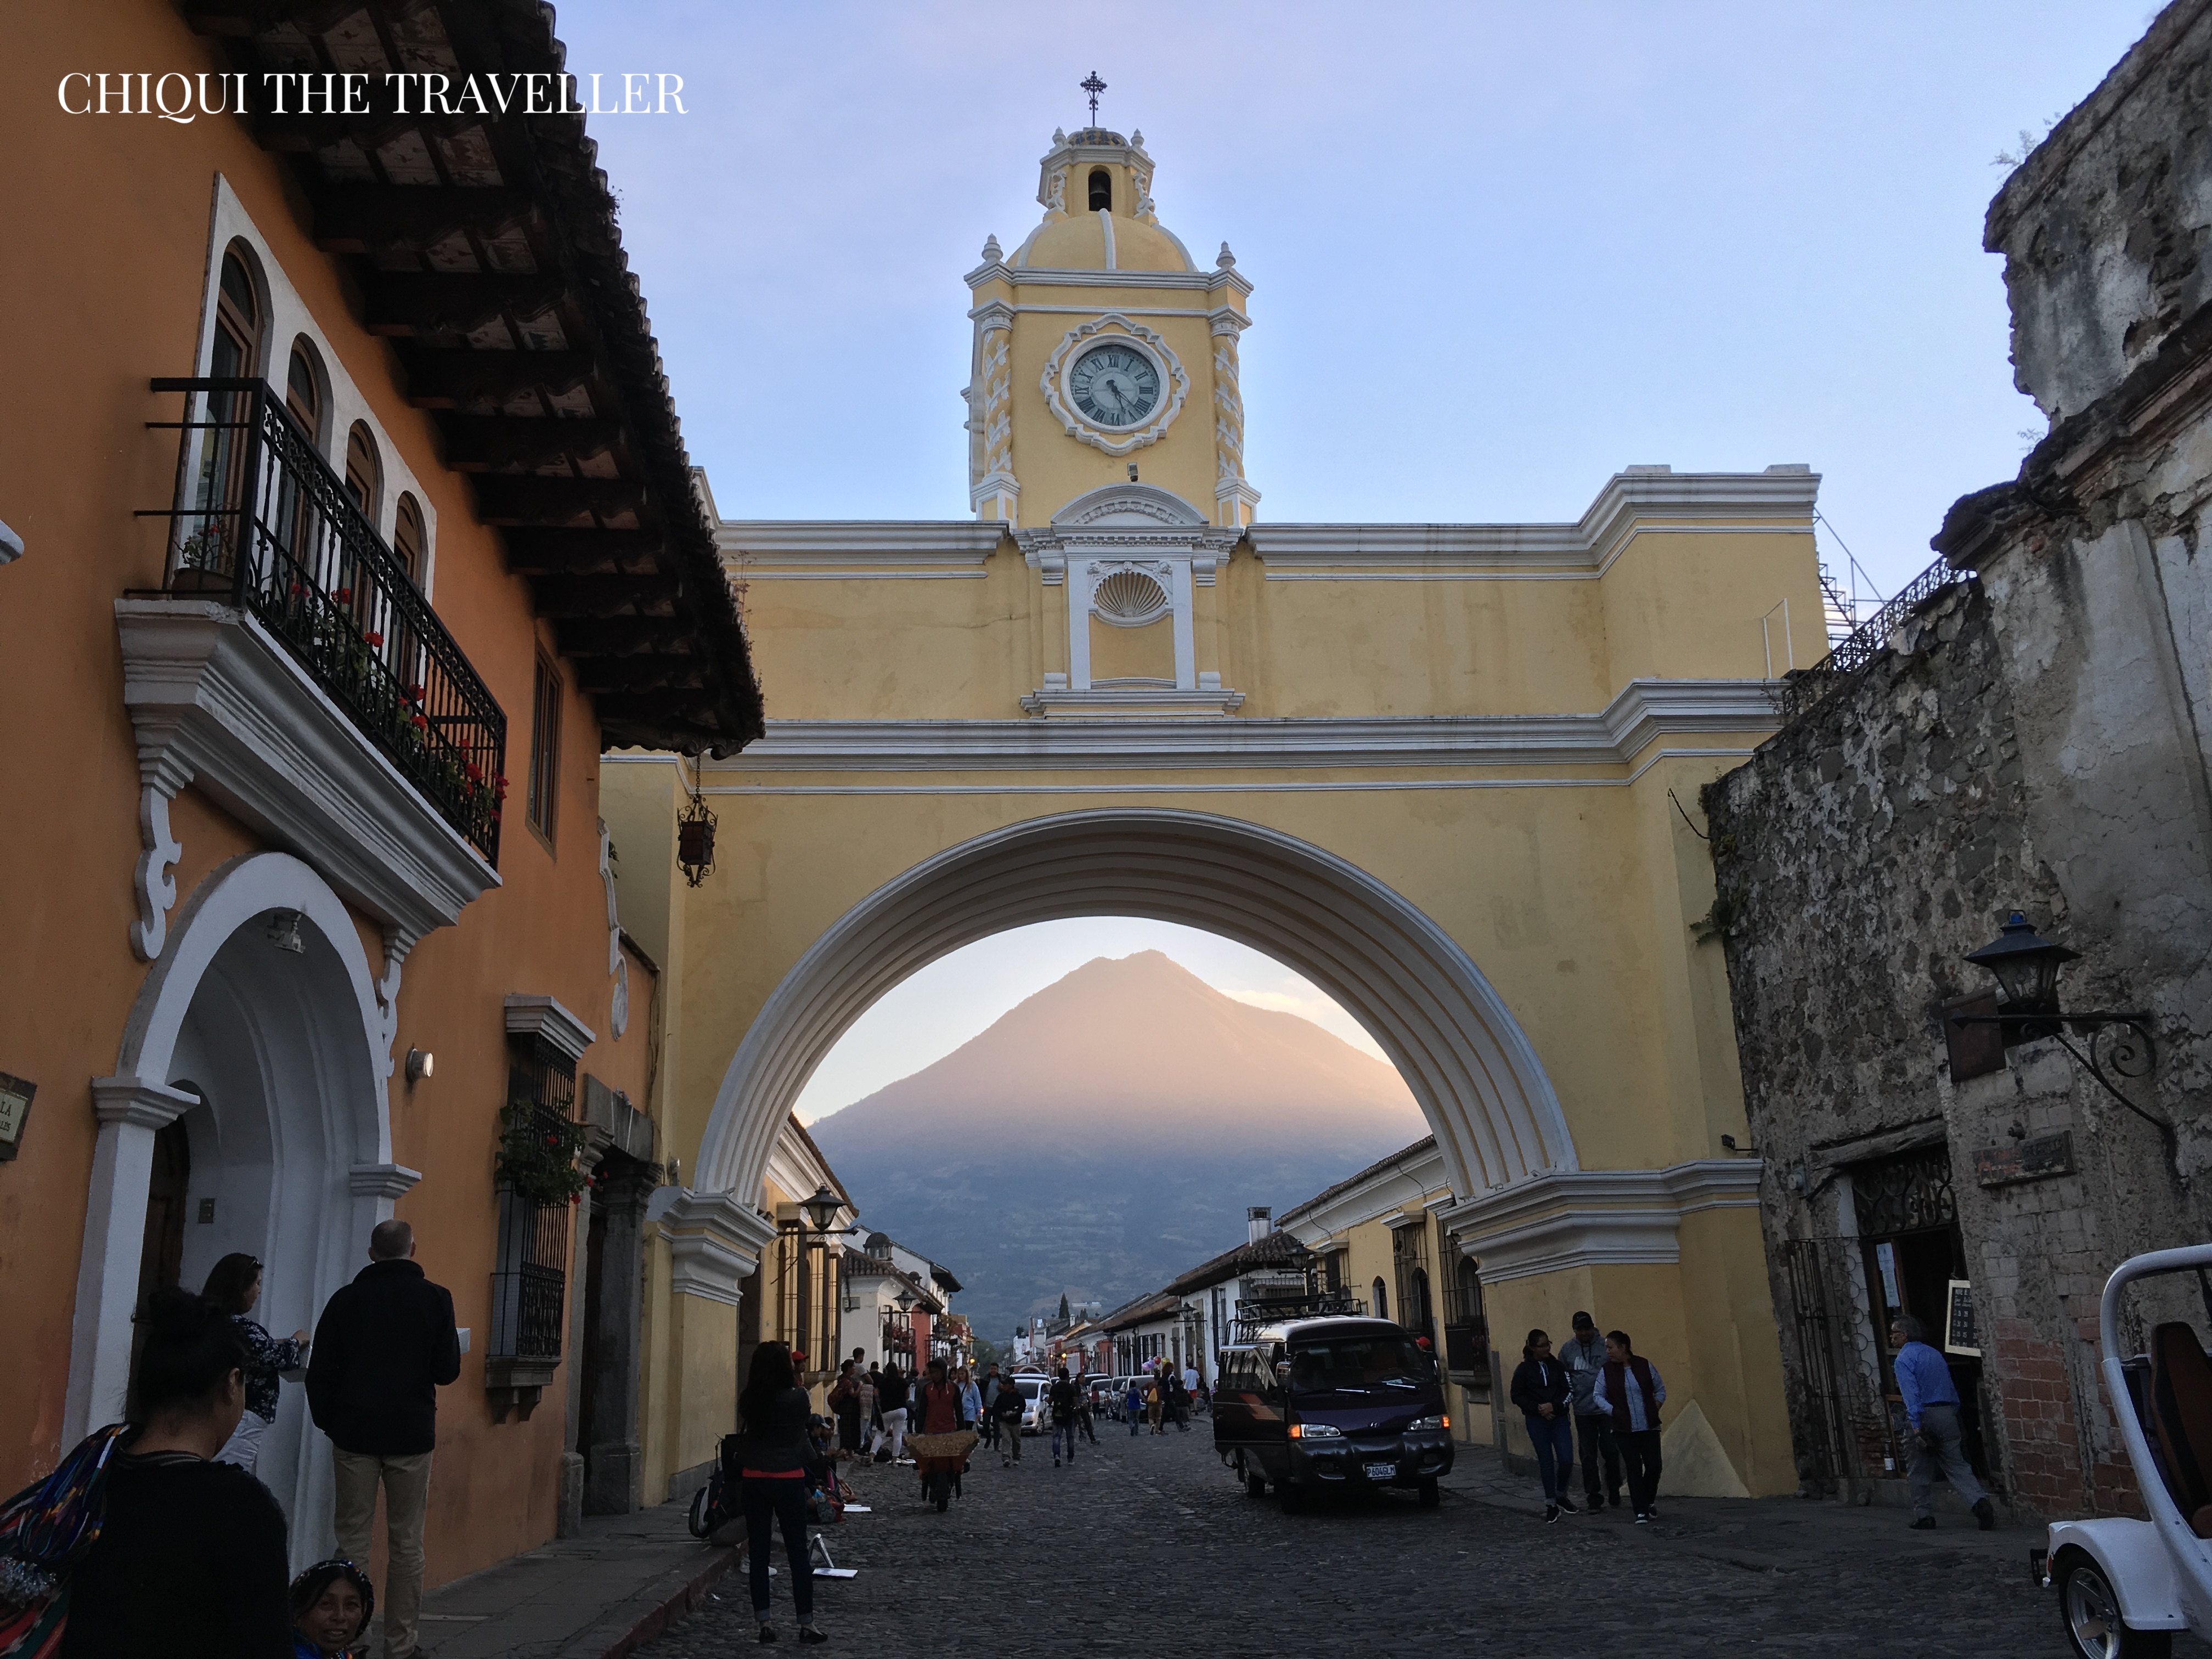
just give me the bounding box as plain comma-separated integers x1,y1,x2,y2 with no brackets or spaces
1363,1462,1397,1481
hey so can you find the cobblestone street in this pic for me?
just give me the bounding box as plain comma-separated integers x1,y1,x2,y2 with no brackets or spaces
639,1426,2070,1656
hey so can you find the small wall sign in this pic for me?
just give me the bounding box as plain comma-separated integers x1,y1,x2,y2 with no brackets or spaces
1975,1130,2075,1187
0,1073,35,1161
1945,1279,1980,1357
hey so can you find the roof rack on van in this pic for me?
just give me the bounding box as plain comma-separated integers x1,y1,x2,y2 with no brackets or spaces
1229,1291,1367,1344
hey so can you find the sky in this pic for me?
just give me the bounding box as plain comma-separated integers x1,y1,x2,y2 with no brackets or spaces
549,1,2155,1113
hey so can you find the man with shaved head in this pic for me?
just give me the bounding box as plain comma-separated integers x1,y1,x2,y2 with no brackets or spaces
307,1218,460,1659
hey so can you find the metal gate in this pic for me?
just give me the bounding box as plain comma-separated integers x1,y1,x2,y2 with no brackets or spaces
1779,1237,1855,1493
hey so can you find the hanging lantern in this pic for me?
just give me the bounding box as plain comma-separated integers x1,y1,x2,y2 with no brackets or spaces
676,789,717,888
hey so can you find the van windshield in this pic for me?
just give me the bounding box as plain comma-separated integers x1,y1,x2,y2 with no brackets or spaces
1286,1334,1429,1397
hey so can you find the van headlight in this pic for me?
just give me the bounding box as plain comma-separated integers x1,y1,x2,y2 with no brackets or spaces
1289,1423,1343,1440
1408,1414,1447,1432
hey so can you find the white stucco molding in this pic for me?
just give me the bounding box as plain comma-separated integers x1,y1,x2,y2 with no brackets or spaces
114,600,499,962
349,1162,424,1199
1437,1160,1764,1284
713,519,1007,568
1039,315,1191,458
660,1189,780,1305
1248,466,1820,578
70,851,392,1442
1017,686,1248,717
504,995,597,1064
1277,1142,1449,1245
719,680,1777,772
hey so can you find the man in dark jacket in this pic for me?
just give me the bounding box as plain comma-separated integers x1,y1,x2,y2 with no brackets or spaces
307,1220,460,1659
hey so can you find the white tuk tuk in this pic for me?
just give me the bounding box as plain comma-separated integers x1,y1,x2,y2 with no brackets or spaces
2045,1243,2212,1657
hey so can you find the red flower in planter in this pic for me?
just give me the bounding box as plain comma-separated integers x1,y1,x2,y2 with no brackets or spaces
465,762,482,782
543,1132,559,1147
406,684,424,701
569,1193,582,1206
364,631,384,647
410,714,428,731
335,587,353,603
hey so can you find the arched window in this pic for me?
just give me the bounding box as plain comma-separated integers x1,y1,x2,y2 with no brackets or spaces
212,246,261,378
285,338,324,444
344,422,381,517
1372,1277,1389,1323
1087,167,1111,212
393,492,425,584
1412,1267,1434,1338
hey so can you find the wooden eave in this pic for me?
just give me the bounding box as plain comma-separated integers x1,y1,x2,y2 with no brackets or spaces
182,0,763,754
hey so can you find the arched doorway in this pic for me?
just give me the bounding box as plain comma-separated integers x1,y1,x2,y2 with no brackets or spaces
68,851,406,1563
690,809,1575,1254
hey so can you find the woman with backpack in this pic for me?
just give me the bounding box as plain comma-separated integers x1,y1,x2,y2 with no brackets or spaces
730,1341,826,1646
1510,1327,1579,1523
53,1286,292,1656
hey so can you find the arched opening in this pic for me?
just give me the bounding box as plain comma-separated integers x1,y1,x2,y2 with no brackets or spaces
344,421,381,518
212,244,263,377
1372,1277,1389,1322
69,853,399,1565
393,491,426,585
191,245,266,559
1088,167,1111,212
697,809,1573,1227
284,338,325,445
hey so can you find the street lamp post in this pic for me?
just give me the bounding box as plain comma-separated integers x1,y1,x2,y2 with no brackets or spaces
1949,910,2165,1140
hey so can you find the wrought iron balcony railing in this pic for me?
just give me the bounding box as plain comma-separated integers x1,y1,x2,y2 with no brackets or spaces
144,378,506,864
1770,555,1970,732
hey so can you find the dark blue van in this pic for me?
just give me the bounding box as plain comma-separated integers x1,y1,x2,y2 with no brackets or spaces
1212,1317,1453,1510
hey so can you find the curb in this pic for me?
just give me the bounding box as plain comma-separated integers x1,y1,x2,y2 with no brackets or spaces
595,1545,738,1659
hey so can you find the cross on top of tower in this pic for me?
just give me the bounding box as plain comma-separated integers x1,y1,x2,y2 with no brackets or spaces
1080,71,1106,123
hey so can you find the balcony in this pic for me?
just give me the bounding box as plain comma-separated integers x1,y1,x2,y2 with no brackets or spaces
148,378,505,862
120,380,506,956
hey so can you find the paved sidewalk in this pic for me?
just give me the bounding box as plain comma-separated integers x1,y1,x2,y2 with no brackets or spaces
411,1496,731,1659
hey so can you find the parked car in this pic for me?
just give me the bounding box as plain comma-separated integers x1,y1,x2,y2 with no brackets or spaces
1011,1372,1049,1435
1213,1318,1453,1511
2042,1243,2212,1657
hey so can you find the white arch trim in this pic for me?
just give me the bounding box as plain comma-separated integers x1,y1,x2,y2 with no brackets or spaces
684,809,1575,1299
66,851,415,1441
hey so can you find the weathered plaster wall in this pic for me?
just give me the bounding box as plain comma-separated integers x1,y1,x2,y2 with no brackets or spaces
1988,0,2212,422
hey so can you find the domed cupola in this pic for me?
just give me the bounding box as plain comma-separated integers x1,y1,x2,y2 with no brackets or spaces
1010,124,1199,274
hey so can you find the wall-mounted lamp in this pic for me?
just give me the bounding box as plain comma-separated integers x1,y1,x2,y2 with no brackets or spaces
264,910,305,954
800,1184,842,1233
1949,909,2165,1141
676,785,717,888
404,1048,434,1084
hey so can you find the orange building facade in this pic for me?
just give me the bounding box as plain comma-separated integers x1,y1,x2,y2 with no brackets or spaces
0,1,759,1585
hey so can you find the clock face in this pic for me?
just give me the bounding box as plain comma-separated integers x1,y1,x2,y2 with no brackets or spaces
1068,342,1161,428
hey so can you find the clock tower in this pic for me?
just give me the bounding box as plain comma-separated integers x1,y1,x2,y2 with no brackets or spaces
964,120,1257,713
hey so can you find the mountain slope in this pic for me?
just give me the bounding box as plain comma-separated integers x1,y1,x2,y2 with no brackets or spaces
806,951,1426,1343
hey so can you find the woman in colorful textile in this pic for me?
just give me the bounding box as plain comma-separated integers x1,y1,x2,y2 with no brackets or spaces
288,1559,374,1658
201,1252,310,1475
59,1288,290,1657
912,1357,972,1505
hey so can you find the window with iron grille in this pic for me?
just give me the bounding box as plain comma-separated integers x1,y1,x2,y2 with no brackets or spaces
1445,1256,1491,1387
489,1036,575,1363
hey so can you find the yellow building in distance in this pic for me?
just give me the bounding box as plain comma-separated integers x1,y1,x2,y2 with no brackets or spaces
610,120,1824,1498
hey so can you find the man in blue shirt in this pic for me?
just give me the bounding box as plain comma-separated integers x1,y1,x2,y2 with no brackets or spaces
1891,1314,1995,1531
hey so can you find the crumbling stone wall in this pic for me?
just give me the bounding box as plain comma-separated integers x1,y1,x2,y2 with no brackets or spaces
1705,0,2212,1525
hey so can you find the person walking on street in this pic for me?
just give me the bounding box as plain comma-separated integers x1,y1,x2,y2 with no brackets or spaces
1559,1311,1622,1511
875,1359,911,1462
956,1365,983,1452
915,1357,971,1505
731,1341,827,1645
1147,1369,1166,1435
199,1251,310,1476
1167,1369,1191,1431
1125,1377,1146,1436
828,1359,861,1455
1892,1314,1996,1531
1509,1328,1578,1522
992,1373,1025,1466
58,1287,292,1658
1182,1362,1201,1417
305,1220,460,1659
1048,1366,1080,1465
1590,1329,1666,1523
1076,1376,1099,1444
977,1364,1001,1451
